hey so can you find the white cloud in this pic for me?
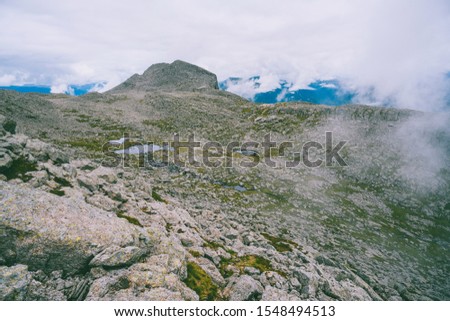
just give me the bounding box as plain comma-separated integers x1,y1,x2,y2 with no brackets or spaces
50,84,69,94
0,0,449,111
0,74,17,86
50,84,71,95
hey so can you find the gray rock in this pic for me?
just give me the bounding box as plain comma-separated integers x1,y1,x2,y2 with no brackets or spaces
224,229,239,240
25,139,68,164
1,138,23,154
85,194,120,212
202,247,221,265
86,258,198,301
224,275,263,301
0,264,32,300
294,269,319,297
89,246,148,268
261,286,300,301
66,279,91,301
77,176,98,192
48,148,69,165
315,255,337,267
259,271,288,290
88,166,118,184
25,139,49,155
0,180,150,275
0,151,12,169
244,266,260,275
193,257,226,286
26,279,66,301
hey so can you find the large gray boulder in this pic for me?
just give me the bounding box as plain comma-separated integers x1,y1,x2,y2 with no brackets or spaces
0,181,152,275
25,138,69,164
223,275,263,301
108,60,219,93
86,254,198,301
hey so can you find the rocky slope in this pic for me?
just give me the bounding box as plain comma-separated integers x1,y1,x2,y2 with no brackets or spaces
0,60,449,301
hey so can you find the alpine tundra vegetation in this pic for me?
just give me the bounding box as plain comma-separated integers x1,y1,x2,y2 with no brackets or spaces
0,61,449,301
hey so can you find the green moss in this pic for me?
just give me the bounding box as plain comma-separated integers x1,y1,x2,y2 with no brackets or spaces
116,211,143,227
63,109,79,114
142,119,177,132
97,122,128,132
203,240,224,251
218,254,283,278
241,107,252,114
49,188,65,196
218,257,234,279
152,190,167,203
235,255,273,273
165,223,173,232
0,156,37,182
261,232,298,252
183,262,220,300
188,250,202,258
80,164,96,171
64,137,103,152
54,176,72,187
73,113,129,133
261,188,288,203
39,131,48,139
76,114,91,123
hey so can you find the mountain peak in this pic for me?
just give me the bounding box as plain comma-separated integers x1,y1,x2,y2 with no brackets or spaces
108,60,218,93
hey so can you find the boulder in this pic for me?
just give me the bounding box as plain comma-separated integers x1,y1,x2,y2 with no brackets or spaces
86,255,198,301
259,271,288,290
261,286,300,301
89,246,148,268
0,264,32,300
0,151,13,169
25,139,69,164
0,181,151,276
88,166,118,184
244,266,260,275
223,275,263,301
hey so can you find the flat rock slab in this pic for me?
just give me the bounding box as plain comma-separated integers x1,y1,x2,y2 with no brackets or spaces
0,181,150,275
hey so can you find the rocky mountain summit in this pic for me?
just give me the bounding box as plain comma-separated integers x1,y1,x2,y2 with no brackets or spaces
109,60,219,93
0,61,449,301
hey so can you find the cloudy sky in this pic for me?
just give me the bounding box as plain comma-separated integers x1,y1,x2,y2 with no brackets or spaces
0,0,449,111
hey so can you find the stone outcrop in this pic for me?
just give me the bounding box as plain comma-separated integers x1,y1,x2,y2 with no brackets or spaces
0,181,151,275
108,60,219,93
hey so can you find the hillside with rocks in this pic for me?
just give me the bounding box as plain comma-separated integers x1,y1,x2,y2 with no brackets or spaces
1,60,449,301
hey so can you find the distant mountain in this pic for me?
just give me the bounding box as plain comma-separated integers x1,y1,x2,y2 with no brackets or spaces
0,85,51,94
108,60,219,93
220,76,356,105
